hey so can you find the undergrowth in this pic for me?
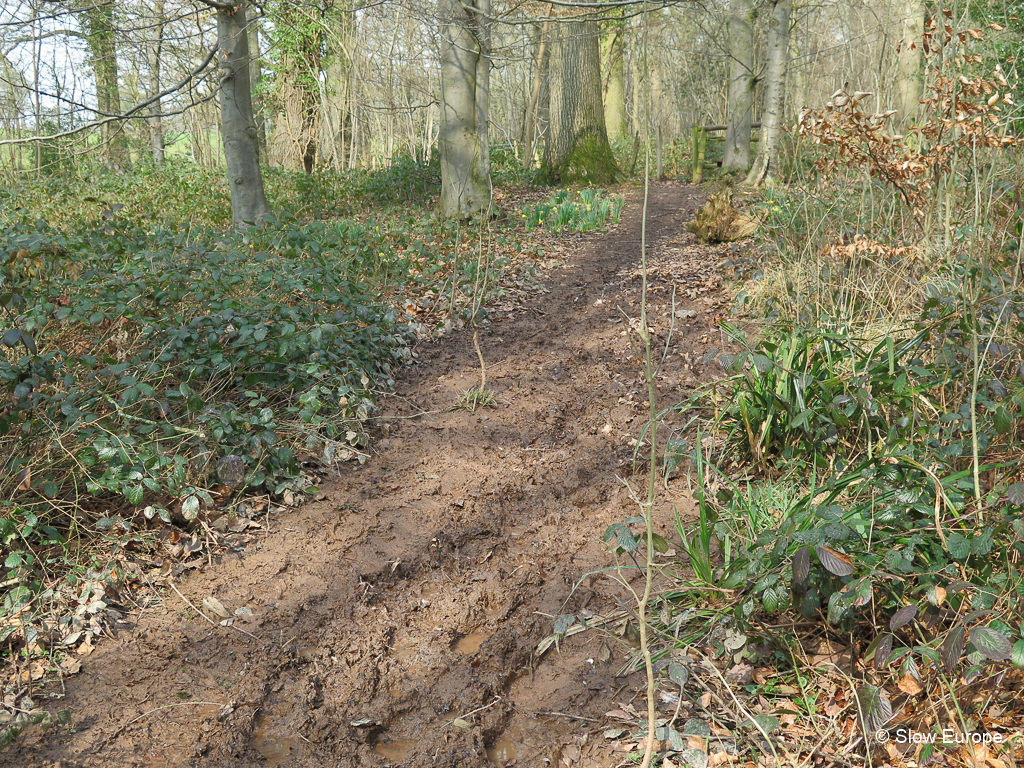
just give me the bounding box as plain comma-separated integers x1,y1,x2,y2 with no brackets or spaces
604,15,1024,766
0,152,560,714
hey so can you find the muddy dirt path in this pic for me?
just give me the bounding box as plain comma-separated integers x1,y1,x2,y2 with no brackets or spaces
12,182,738,768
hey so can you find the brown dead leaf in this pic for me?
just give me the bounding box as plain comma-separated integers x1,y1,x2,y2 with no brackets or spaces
605,709,633,721
202,596,231,619
897,673,923,695
709,752,737,766
687,735,706,750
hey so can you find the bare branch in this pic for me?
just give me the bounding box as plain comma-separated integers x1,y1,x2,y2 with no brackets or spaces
0,46,219,147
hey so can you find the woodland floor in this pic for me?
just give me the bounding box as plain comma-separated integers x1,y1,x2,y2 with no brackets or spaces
8,182,746,768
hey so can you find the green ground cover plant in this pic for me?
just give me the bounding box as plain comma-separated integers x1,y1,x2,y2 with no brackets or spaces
0,156,549,689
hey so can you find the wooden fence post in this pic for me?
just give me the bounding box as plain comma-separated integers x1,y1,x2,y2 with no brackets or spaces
691,126,707,184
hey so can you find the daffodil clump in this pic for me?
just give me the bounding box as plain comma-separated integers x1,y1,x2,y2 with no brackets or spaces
521,188,625,233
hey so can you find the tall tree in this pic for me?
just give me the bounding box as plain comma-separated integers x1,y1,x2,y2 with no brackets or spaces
746,0,792,185
247,13,268,160
601,15,626,143
267,2,324,172
82,0,131,169
437,0,492,220
521,20,551,169
894,0,925,125
543,18,618,184
201,0,270,226
322,4,354,170
147,0,166,163
722,0,756,173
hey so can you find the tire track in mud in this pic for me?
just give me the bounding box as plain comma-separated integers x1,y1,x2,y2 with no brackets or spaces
11,183,723,768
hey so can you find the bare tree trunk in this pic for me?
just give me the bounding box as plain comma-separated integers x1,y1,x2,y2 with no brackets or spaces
148,0,166,164
323,5,354,171
746,0,792,185
522,21,550,169
723,0,756,173
438,0,492,220
214,1,270,226
894,0,925,125
543,19,618,184
247,13,267,160
602,18,626,142
83,0,131,169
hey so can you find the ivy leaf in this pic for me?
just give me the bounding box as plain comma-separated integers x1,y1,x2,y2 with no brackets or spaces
817,545,855,577
969,626,1012,661
889,604,917,631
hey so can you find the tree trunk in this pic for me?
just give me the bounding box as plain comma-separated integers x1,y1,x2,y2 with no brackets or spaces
247,14,267,160
216,1,270,226
723,0,756,173
894,0,925,125
746,0,792,185
543,19,618,185
148,0,166,164
438,0,492,220
82,1,131,169
323,5,354,171
267,4,322,172
601,20,626,143
522,21,550,170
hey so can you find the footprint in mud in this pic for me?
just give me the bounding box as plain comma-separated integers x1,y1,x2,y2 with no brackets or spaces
374,737,417,761
251,713,301,766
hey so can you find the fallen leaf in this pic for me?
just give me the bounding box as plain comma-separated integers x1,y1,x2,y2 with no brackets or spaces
202,596,231,619
897,673,923,695
605,709,634,721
